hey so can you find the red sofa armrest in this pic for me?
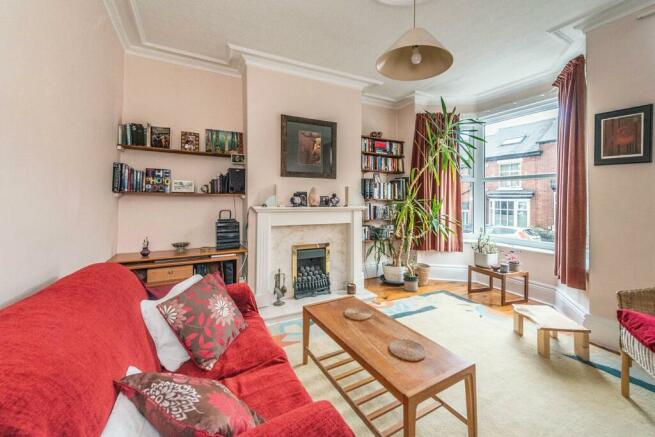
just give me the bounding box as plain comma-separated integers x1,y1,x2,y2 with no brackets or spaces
226,282,259,315
241,401,354,437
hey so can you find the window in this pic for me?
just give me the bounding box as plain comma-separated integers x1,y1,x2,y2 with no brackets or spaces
461,98,558,249
498,160,521,189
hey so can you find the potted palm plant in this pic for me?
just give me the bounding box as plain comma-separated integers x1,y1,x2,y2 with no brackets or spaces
389,99,481,291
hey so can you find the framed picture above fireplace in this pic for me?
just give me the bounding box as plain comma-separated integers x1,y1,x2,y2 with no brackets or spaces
281,115,337,178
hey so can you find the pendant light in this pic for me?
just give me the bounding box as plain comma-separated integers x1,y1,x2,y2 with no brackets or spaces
375,0,453,81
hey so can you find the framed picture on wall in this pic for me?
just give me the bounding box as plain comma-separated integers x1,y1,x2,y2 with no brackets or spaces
281,115,337,178
594,104,653,165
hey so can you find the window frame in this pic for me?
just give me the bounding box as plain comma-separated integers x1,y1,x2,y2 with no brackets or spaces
462,95,558,251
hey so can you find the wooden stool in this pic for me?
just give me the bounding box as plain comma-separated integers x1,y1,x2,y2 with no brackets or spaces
513,304,591,360
467,265,529,306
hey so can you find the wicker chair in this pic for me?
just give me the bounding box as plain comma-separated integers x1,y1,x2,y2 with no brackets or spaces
617,287,655,397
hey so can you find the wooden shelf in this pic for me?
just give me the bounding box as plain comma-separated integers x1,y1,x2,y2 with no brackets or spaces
109,246,247,266
363,219,391,223
364,198,402,202
117,144,236,158
361,169,405,175
361,135,404,144
361,151,404,158
113,192,244,198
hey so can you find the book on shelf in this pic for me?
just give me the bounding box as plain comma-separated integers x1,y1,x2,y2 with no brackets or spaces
361,137,403,156
361,154,404,172
364,203,396,221
145,168,172,192
362,224,394,241
112,162,147,193
117,123,148,146
361,177,409,201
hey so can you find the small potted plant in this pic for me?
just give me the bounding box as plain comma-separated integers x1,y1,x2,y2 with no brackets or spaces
404,270,419,292
505,250,521,272
472,230,499,268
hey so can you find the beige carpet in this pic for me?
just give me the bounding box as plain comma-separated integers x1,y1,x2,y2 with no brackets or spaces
271,292,655,436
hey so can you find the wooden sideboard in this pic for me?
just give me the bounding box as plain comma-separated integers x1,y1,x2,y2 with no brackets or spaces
108,246,247,287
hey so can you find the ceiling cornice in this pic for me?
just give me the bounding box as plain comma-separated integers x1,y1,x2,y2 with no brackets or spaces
575,0,655,32
228,45,382,91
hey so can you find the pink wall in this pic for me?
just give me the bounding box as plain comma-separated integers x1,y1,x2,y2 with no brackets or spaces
117,55,244,252
244,65,363,289
0,0,124,306
586,11,655,343
361,104,398,138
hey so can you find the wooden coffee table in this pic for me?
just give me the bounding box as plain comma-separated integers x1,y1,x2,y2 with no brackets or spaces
302,296,477,437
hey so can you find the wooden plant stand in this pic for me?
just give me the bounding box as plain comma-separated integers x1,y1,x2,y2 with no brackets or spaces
513,304,591,360
467,265,529,306
303,297,477,437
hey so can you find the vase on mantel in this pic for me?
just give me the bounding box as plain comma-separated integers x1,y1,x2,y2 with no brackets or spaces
308,187,320,207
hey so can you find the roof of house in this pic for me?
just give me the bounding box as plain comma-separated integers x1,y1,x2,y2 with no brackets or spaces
485,118,556,160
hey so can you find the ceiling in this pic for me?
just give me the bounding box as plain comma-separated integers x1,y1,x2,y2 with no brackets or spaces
109,0,640,104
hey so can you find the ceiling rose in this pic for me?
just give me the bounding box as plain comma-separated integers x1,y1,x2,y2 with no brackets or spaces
375,0,452,81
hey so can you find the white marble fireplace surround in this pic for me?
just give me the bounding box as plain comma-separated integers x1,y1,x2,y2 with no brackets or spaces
253,206,366,316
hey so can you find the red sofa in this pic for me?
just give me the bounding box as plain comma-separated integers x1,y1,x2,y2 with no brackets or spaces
0,263,353,437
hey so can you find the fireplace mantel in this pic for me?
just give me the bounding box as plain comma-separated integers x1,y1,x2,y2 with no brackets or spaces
252,206,365,308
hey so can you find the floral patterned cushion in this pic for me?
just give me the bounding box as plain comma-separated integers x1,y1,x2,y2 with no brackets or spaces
116,372,264,436
157,274,247,371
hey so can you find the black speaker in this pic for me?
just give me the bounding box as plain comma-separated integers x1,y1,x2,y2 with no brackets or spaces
222,260,236,285
226,168,245,194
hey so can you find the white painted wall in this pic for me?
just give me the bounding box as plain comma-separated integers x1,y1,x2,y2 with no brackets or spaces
0,0,124,306
585,10,655,349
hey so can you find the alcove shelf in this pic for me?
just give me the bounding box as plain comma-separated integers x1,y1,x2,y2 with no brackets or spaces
117,144,235,158
113,192,245,199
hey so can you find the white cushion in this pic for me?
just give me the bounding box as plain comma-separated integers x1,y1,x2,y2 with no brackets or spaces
140,274,202,371
101,366,159,437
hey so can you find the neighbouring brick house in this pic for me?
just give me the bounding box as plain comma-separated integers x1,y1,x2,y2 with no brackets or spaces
460,118,557,238
485,118,557,233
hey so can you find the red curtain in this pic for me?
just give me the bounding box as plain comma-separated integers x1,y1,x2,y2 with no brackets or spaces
553,55,587,290
411,112,463,252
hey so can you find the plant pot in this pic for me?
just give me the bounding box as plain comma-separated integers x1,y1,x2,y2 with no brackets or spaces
474,252,498,268
383,264,406,284
416,263,430,286
509,261,520,272
403,275,418,292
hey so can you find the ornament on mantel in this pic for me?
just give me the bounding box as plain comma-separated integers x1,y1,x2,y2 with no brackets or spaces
309,187,320,207
140,237,150,258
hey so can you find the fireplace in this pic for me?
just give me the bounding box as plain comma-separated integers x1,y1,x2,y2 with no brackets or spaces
292,243,330,299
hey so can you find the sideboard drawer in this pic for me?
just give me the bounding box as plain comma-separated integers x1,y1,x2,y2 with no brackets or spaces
147,265,193,284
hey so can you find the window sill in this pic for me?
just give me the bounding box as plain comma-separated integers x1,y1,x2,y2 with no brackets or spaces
463,236,554,256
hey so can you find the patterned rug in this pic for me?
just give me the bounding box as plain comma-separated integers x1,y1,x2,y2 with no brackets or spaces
267,291,655,436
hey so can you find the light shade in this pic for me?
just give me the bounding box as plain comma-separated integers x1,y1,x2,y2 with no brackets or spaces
376,27,453,81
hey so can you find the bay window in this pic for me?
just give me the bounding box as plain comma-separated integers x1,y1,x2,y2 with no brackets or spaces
461,97,558,249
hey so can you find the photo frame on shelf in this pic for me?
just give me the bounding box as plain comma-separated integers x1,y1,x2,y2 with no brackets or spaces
281,115,337,178
150,127,171,149
594,104,653,165
181,131,200,152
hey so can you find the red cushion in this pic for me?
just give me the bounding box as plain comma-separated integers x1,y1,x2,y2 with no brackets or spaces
617,309,655,352
226,282,259,316
0,263,160,437
178,313,287,380
220,361,313,421
158,274,247,370
116,372,263,436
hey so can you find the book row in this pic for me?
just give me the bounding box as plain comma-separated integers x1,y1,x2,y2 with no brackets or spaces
362,224,394,241
118,123,243,155
112,164,171,193
361,177,409,200
364,203,397,221
361,138,403,156
361,155,404,173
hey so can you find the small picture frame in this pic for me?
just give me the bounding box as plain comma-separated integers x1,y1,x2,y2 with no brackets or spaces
150,126,171,149
320,196,330,206
294,191,308,207
181,131,200,152
594,104,653,165
231,153,246,165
